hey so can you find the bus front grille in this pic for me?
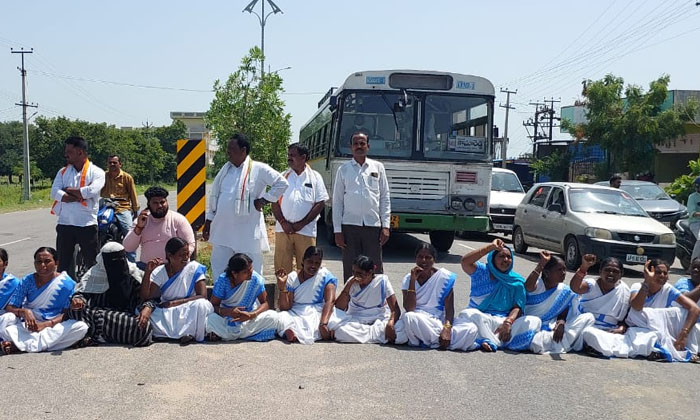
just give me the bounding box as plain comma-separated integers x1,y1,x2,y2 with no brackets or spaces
387,170,448,200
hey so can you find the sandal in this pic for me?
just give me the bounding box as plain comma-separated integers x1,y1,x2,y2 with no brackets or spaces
179,335,195,346
206,332,222,342
1,341,17,355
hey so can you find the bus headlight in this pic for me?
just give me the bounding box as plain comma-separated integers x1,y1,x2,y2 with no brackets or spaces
659,233,676,245
450,197,462,210
463,198,476,212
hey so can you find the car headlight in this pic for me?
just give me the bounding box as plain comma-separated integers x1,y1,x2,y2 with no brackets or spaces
451,197,462,211
659,233,676,245
585,227,612,240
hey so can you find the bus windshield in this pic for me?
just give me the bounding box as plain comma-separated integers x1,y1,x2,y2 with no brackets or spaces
338,92,415,158
423,95,490,161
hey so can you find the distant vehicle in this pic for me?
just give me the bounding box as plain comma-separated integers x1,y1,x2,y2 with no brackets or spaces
513,182,676,269
300,70,496,252
594,180,687,227
488,167,525,234
673,219,695,271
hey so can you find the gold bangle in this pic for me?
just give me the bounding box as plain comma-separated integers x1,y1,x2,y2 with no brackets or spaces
406,289,416,293
443,321,452,329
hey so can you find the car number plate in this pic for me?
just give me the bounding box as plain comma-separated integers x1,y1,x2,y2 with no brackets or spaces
493,223,513,231
390,215,400,229
662,221,671,227
626,254,647,263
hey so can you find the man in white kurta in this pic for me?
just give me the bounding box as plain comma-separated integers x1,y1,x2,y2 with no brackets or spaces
203,134,289,278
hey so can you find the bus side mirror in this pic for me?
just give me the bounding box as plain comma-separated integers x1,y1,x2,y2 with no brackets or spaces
329,95,338,110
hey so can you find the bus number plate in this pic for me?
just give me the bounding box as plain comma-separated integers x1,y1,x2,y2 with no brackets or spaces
390,215,400,229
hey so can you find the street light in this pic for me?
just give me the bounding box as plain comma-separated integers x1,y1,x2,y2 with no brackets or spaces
242,0,283,76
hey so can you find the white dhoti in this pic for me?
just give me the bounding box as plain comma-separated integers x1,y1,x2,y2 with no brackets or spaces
149,299,214,342
530,312,596,354
211,245,263,280
3,319,88,353
206,310,279,341
393,310,479,351
455,308,541,351
277,304,347,345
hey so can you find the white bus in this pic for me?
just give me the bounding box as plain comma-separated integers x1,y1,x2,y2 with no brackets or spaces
300,70,494,251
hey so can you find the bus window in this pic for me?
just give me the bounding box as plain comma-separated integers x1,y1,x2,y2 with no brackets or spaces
423,95,490,161
338,92,414,159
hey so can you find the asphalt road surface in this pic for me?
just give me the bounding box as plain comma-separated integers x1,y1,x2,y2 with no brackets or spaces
0,204,698,419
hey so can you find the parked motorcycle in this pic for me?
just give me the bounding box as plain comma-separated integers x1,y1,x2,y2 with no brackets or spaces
97,197,123,246
674,218,695,271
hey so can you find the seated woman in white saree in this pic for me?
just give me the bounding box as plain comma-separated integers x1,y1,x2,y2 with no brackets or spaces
674,258,700,354
206,253,279,342
334,255,401,344
455,239,541,352
587,259,700,361
138,237,213,344
276,246,346,344
525,251,591,354
570,256,631,355
393,243,478,351
0,248,21,336
1,247,88,355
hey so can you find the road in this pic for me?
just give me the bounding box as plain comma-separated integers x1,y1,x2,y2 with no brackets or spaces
0,206,698,419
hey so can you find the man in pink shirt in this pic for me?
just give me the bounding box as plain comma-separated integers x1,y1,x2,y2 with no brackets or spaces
123,186,195,269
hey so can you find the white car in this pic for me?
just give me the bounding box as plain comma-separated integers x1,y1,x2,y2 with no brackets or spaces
513,182,676,269
488,168,526,234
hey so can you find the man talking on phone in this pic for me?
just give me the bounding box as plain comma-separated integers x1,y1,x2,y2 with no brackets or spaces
123,186,195,269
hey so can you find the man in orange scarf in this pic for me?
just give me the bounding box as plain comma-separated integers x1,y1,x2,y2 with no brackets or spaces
50,136,106,279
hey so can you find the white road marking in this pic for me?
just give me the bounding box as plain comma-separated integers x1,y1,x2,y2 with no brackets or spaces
458,243,476,250
0,237,32,247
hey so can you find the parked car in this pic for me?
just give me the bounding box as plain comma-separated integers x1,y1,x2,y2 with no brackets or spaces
594,180,687,227
488,167,526,234
513,182,676,269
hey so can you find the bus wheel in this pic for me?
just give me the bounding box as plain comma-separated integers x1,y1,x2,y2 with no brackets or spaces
429,230,455,252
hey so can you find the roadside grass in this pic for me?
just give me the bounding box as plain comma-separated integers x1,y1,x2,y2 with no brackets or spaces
196,239,213,284
0,178,53,214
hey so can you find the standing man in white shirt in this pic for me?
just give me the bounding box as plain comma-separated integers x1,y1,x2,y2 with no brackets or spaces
272,143,329,273
203,133,289,278
51,136,106,278
332,131,391,281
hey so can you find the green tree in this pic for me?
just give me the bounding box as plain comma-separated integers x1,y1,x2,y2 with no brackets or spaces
530,149,571,181
152,120,187,182
0,121,24,183
665,158,700,205
205,47,291,171
562,74,697,176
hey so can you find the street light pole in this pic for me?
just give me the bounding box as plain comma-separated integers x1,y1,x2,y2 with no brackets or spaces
243,0,283,77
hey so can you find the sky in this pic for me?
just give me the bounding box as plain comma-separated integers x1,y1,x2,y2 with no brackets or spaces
1,0,699,158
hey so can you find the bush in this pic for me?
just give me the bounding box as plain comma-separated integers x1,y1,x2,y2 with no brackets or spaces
665,158,700,205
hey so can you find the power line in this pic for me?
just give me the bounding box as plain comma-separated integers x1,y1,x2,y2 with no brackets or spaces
29,69,214,93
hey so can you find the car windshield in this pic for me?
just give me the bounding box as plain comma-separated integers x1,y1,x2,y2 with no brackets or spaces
619,184,669,200
423,94,490,161
492,171,524,193
568,188,648,216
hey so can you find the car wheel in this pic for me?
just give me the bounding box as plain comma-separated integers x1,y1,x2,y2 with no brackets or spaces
565,236,581,270
513,227,528,254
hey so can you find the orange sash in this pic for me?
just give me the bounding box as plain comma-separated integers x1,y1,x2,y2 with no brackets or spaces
51,160,90,215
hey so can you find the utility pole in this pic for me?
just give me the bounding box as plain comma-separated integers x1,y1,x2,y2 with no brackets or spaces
12,48,37,201
543,97,561,143
142,119,155,184
499,88,517,168
243,0,284,77
524,102,545,158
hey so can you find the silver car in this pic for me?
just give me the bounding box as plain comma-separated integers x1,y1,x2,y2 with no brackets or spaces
513,182,676,269
594,180,687,227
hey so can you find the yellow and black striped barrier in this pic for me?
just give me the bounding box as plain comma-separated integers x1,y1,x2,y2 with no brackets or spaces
176,139,206,231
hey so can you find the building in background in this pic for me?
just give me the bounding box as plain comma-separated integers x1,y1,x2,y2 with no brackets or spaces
561,90,700,183
170,111,218,165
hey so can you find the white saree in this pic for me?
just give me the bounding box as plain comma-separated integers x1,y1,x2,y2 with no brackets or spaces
206,272,279,341
2,272,88,352
526,279,588,354
334,274,395,344
587,283,692,361
394,268,478,351
148,261,214,342
575,277,633,354
276,267,347,345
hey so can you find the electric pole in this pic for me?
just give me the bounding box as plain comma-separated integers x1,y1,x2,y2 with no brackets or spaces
142,119,155,184
499,88,517,168
243,0,284,76
543,97,561,143
12,48,37,201
523,102,545,158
